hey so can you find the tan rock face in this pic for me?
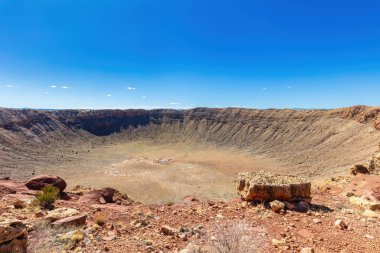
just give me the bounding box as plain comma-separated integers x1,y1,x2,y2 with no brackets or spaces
237,172,311,202
269,200,285,213
45,208,80,221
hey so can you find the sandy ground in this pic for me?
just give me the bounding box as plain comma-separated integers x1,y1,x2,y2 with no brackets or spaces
26,141,279,204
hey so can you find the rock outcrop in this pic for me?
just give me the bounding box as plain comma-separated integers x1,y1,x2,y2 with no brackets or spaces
0,221,27,253
237,171,311,202
78,188,116,204
350,164,370,175
51,214,87,227
25,175,67,192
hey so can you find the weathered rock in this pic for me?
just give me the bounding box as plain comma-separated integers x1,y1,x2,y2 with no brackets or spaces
300,248,315,253
0,221,27,253
334,219,347,230
78,188,116,204
161,225,177,236
183,195,200,205
102,229,117,241
13,199,26,209
25,175,67,192
349,196,372,207
0,236,27,253
0,185,17,197
272,238,287,247
368,151,380,174
51,214,87,227
270,200,285,213
350,164,370,175
46,207,80,221
295,201,309,213
237,171,311,202
283,201,296,210
362,209,380,218
369,203,380,211
0,221,27,244
373,186,380,201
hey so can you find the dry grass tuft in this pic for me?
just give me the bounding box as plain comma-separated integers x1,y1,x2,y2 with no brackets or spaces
208,220,267,253
93,211,108,226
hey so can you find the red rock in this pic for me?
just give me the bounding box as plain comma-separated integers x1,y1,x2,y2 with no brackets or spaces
100,188,116,203
0,222,27,244
25,175,67,192
99,196,107,204
283,201,296,210
373,186,380,201
78,188,116,204
297,229,314,239
51,214,87,227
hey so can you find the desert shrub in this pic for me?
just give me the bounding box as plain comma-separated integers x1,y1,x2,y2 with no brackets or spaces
208,221,267,253
93,212,108,226
35,185,60,209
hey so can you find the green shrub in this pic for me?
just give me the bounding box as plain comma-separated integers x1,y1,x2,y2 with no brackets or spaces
36,185,60,209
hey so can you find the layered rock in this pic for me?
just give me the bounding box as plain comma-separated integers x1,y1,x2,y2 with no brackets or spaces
237,171,311,202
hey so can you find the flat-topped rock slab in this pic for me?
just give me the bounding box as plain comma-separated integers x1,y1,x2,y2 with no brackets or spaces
237,171,311,202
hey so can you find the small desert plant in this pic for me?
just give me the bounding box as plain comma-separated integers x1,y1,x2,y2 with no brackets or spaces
35,185,60,209
93,212,108,226
166,201,174,206
208,220,266,253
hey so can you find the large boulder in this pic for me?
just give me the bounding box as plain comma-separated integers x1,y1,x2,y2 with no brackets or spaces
78,187,116,204
25,175,67,192
237,171,311,202
350,164,370,175
0,221,27,253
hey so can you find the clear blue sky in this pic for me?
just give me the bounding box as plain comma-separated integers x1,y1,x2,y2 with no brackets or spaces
0,0,380,109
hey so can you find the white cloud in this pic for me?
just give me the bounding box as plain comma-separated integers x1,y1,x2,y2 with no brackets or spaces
127,86,136,90
106,94,112,97
5,84,14,88
49,85,57,88
169,102,180,105
142,96,146,99
61,86,69,89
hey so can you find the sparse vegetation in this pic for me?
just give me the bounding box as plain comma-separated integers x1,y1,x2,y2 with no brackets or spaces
93,212,108,226
35,185,60,209
209,221,265,253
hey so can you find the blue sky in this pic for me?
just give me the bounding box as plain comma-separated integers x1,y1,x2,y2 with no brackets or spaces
0,0,380,109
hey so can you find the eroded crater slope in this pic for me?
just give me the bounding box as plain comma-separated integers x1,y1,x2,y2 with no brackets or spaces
0,106,379,203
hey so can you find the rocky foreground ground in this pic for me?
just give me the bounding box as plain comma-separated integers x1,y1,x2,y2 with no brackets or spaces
1,169,380,253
